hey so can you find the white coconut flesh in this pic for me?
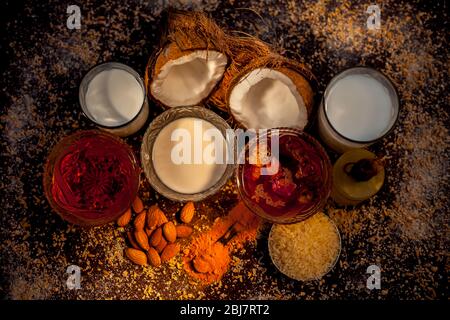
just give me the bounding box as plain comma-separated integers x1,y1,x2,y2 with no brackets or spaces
151,50,227,107
229,68,308,129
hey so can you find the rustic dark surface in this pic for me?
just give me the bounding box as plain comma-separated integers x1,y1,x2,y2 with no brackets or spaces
1,0,448,299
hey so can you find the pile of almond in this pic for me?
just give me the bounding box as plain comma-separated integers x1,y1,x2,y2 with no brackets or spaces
118,196,195,267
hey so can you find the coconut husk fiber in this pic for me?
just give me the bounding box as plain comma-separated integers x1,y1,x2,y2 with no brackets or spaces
209,35,273,111
164,9,230,53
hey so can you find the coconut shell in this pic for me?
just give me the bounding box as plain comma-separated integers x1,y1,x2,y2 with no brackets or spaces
144,47,162,109
144,10,231,109
145,42,228,108
277,65,316,116
226,54,318,129
209,36,273,111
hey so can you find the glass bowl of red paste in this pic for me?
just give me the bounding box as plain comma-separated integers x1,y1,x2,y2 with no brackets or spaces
43,130,140,226
236,128,332,224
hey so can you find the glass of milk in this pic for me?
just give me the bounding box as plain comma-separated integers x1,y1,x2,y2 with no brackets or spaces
318,67,399,153
141,106,235,202
79,62,149,137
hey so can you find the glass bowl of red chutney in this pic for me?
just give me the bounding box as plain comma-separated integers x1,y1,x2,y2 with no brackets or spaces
236,128,332,224
43,130,140,227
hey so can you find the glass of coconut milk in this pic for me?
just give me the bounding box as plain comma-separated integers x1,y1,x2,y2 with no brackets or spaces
79,62,149,137
317,67,399,153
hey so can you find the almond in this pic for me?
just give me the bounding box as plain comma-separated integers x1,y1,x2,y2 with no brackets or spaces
147,205,168,229
125,248,147,266
163,221,177,243
149,227,163,247
147,247,161,267
127,231,140,250
117,208,132,227
135,230,150,251
146,205,159,229
132,196,144,213
134,210,147,230
180,201,195,224
176,225,193,238
161,243,180,263
155,237,167,253
145,227,153,237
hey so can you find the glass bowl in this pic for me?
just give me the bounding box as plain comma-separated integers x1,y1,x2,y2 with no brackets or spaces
79,62,149,137
268,213,341,281
141,106,235,202
43,130,140,227
318,66,400,153
236,128,332,224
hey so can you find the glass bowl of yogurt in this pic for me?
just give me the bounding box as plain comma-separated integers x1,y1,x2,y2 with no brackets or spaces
141,106,235,202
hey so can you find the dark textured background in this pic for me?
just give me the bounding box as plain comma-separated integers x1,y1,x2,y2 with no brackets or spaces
1,0,448,299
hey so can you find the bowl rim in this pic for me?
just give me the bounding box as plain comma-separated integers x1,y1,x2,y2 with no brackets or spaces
141,106,236,202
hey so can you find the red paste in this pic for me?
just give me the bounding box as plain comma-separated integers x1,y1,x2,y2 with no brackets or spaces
51,134,138,219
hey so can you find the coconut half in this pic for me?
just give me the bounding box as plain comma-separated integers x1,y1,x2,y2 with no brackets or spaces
146,10,230,108
149,43,227,107
229,68,307,129
228,57,316,130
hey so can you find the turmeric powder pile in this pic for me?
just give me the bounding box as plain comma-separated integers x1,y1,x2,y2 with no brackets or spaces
183,201,261,284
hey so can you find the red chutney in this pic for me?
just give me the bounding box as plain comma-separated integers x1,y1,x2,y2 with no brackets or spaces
51,133,139,220
242,134,327,218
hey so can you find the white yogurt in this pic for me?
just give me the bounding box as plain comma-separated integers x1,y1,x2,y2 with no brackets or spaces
152,117,227,194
